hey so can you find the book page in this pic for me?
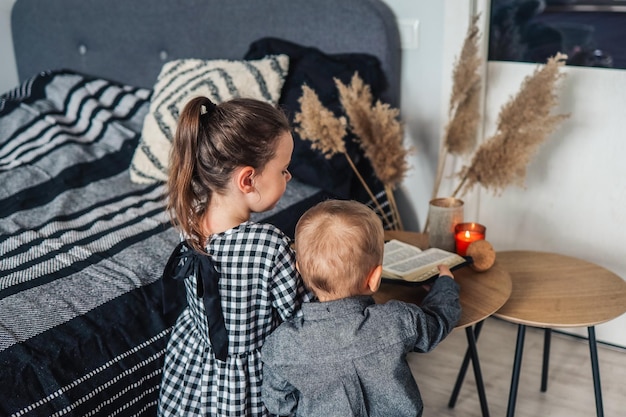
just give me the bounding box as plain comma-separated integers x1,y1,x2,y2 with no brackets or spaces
386,248,455,273
383,240,467,282
383,240,422,266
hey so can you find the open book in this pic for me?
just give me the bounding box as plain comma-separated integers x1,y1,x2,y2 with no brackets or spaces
382,239,469,284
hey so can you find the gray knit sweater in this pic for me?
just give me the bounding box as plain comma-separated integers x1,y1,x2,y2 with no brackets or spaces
261,276,461,417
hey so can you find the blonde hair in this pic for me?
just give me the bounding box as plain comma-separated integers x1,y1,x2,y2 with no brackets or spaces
167,97,290,252
294,199,384,297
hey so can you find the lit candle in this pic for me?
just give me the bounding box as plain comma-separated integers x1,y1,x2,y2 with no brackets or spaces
454,222,486,256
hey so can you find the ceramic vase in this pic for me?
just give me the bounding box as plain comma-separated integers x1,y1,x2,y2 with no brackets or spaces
427,197,464,252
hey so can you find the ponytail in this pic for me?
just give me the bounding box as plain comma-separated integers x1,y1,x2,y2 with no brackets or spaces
167,96,214,251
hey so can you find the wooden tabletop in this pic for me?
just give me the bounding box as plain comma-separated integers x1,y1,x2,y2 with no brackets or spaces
494,251,626,328
374,231,512,329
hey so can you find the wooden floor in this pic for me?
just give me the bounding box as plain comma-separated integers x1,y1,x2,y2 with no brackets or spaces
408,317,626,417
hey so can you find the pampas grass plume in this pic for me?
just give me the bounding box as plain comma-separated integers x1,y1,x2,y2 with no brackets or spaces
336,74,409,189
295,74,409,229
445,13,482,155
453,52,569,197
294,85,347,157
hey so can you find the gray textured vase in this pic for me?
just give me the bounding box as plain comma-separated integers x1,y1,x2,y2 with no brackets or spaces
428,197,464,252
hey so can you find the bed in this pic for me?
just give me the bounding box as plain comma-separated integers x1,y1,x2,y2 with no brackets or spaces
1,0,401,415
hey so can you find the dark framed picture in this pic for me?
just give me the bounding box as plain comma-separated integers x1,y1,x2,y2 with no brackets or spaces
488,0,626,69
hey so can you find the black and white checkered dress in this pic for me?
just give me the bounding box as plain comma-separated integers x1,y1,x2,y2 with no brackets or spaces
158,221,307,416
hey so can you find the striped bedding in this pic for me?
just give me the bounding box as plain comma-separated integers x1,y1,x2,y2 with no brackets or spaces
0,70,331,416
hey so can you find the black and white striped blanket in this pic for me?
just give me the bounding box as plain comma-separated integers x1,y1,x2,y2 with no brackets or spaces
0,70,327,416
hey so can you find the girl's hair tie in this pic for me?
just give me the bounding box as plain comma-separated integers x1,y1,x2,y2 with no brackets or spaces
201,100,217,117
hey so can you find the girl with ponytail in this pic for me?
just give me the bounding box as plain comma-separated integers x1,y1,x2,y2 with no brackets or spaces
159,97,308,416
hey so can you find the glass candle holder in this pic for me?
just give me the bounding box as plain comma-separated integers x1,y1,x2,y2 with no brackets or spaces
454,222,486,256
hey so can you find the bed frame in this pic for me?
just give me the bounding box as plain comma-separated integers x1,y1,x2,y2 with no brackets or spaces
5,1,402,415
11,0,401,107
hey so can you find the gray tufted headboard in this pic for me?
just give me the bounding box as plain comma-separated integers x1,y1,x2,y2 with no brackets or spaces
11,0,401,106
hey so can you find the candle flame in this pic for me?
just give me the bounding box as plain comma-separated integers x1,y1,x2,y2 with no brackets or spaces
465,230,471,238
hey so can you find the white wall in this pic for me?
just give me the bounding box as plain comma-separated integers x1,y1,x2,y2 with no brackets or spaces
384,0,626,347
1,0,624,347
435,0,626,347
381,0,446,231
383,0,484,229
479,62,626,347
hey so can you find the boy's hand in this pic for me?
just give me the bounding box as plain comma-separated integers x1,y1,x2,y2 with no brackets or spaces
437,264,454,279
423,265,455,292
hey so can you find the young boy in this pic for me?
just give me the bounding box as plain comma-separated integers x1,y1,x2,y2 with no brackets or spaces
261,199,461,417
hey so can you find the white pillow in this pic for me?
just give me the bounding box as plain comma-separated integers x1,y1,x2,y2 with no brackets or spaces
130,55,289,183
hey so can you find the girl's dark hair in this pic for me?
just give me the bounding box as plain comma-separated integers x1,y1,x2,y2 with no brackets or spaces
167,96,290,251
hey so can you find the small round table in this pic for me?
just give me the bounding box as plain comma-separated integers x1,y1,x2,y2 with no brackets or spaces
374,231,512,417
494,251,626,417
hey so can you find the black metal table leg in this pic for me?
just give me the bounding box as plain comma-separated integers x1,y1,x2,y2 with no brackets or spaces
448,320,484,409
588,326,604,417
506,324,526,417
465,325,490,417
541,328,551,392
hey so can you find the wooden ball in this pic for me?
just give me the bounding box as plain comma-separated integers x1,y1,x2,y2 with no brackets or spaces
466,240,496,272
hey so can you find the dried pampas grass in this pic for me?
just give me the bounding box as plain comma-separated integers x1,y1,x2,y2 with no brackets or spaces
431,14,483,208
294,82,392,228
294,85,348,157
337,75,409,189
336,75,409,229
452,52,569,197
425,14,483,232
426,15,569,231
446,14,483,155
294,74,409,230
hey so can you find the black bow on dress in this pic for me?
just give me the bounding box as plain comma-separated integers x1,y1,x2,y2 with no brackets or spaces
162,241,229,361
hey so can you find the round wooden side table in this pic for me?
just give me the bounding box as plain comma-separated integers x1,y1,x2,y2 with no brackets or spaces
374,231,512,417
494,251,626,417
